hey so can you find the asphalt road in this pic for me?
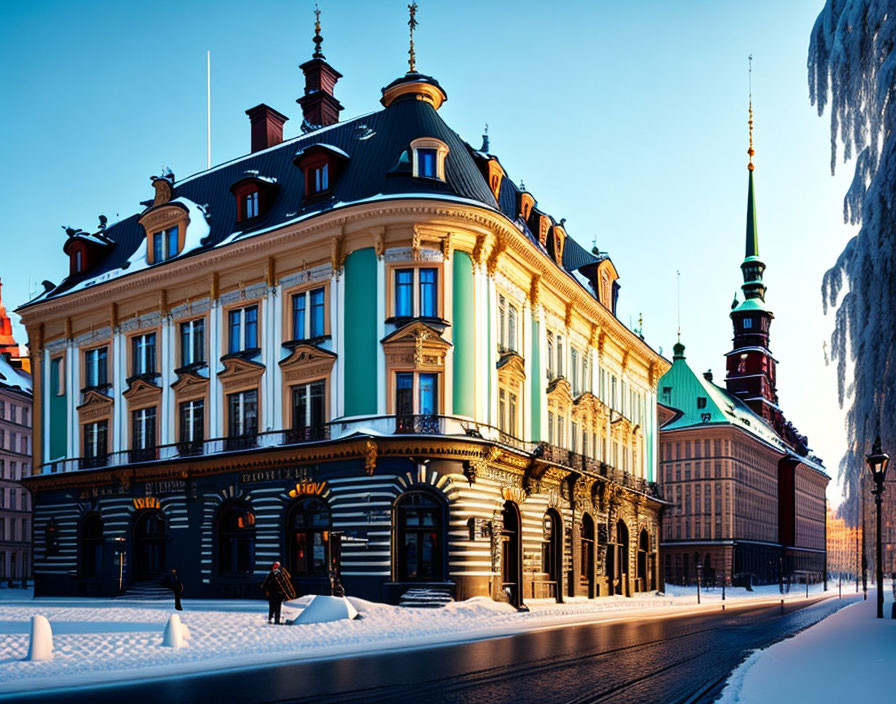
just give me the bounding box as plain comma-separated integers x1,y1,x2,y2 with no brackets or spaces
16,594,857,704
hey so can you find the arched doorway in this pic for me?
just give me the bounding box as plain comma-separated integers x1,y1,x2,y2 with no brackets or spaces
581,514,596,598
501,501,522,607
80,513,104,578
616,519,630,596
637,528,649,592
543,509,563,602
286,497,331,581
133,510,165,580
395,490,446,581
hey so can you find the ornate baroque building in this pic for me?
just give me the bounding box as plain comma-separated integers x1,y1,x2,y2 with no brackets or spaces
0,279,33,586
19,22,668,603
658,113,829,586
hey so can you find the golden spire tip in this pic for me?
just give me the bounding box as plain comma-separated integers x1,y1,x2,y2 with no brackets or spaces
407,2,419,74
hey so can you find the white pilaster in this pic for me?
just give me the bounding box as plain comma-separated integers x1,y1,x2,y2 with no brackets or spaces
65,343,76,459
209,302,222,437
333,272,344,419
160,317,172,445
271,286,283,428
376,258,386,415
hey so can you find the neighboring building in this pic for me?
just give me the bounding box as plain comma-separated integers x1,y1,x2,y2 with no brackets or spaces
658,115,829,586
0,279,33,586
827,505,859,580
19,20,668,603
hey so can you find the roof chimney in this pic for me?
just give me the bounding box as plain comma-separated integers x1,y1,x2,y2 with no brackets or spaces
245,104,289,154
703,369,714,383
297,5,343,132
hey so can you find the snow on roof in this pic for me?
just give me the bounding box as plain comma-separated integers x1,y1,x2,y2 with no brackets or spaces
0,354,32,394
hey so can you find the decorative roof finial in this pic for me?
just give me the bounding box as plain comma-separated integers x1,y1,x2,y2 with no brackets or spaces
407,2,419,74
312,3,324,59
748,54,754,171
676,269,681,343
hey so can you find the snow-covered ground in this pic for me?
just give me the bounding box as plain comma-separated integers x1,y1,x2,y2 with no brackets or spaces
0,582,841,696
718,584,895,703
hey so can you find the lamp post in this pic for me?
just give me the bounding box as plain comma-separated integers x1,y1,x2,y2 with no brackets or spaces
696,560,702,605
865,436,889,619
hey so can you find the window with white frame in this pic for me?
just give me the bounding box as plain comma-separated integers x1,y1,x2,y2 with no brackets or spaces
179,319,205,366
556,334,564,378
131,333,157,376
131,407,156,452
395,372,439,418
179,400,204,446
227,390,258,438
498,387,519,438
84,347,108,387
244,191,259,219
393,268,439,318
546,331,555,379
228,305,258,354
291,287,326,340
84,420,108,460
410,138,449,180
571,348,580,394
151,226,179,263
497,294,520,353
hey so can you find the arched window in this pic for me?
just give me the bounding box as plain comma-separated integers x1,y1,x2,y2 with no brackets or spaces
217,501,256,576
80,513,104,578
395,491,445,581
286,497,331,577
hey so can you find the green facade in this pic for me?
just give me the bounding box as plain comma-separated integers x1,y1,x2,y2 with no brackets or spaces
529,318,541,441
48,356,67,460
343,248,378,416
452,251,475,417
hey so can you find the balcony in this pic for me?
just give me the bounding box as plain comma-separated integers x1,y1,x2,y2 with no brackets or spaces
39,415,660,501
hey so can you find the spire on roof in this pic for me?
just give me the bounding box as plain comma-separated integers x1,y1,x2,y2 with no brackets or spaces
738,56,767,306
312,2,324,59
407,2,419,74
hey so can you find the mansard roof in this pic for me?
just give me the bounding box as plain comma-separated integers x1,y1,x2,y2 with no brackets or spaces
23,85,607,310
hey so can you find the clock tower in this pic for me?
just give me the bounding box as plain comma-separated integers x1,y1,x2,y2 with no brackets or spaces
724,103,780,425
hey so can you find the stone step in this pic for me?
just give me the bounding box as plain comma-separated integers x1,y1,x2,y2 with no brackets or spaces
399,587,454,608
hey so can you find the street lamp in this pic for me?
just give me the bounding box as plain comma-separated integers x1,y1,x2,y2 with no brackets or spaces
865,436,889,619
696,560,702,605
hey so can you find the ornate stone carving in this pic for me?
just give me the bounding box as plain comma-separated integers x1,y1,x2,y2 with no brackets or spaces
382,321,450,371
529,274,541,308
441,233,453,261
279,344,337,383
372,227,386,259
363,439,377,476
486,235,506,277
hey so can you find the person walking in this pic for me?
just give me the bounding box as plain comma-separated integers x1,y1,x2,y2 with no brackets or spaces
162,568,184,611
262,561,296,624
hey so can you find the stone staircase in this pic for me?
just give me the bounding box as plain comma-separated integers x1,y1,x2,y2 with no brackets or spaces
116,580,172,601
399,587,454,608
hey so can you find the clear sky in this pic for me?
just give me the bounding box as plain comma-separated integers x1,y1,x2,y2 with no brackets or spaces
0,1,853,505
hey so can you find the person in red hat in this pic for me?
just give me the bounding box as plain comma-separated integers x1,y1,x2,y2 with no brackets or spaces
261,560,296,624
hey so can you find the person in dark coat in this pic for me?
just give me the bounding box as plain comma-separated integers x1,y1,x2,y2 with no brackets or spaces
162,569,184,611
261,561,296,624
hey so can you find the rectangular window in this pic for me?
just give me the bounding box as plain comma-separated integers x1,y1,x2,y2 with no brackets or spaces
419,269,437,318
180,319,205,367
311,164,329,193
131,407,157,457
394,269,414,317
419,373,437,415
548,411,555,445
507,303,517,352
291,287,326,340
83,420,108,464
394,372,439,422
743,318,753,329
244,191,259,219
556,335,564,378
84,347,108,387
228,305,258,354
291,380,326,440
546,332,555,379
697,397,707,409
51,357,64,396
571,348,580,394
132,333,157,376
227,390,258,440
418,148,437,178
152,226,179,262
179,400,204,450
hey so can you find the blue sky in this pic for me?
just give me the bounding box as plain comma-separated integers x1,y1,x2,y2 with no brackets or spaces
0,1,853,504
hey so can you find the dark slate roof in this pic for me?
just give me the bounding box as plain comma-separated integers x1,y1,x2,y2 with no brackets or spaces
29,87,608,307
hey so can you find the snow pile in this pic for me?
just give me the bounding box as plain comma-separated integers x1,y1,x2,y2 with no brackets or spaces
717,589,895,703
289,595,359,625
161,613,187,648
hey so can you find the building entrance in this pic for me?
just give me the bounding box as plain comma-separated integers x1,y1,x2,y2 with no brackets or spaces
133,510,166,580
501,501,521,607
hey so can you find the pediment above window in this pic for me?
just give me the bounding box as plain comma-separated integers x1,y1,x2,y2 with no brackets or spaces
77,389,114,421
123,377,162,408
279,344,337,384
381,321,451,371
218,355,265,390
546,377,573,404
171,368,209,399
497,351,526,384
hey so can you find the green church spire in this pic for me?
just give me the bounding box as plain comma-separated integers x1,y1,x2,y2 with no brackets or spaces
735,95,768,309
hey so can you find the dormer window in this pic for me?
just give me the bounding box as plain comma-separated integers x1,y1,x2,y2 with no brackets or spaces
230,175,278,223
410,138,449,180
293,144,349,201
151,225,179,263
74,249,83,273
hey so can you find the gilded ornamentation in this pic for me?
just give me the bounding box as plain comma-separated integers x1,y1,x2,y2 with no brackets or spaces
372,227,385,259
441,233,453,261
486,236,505,277
363,439,378,476
330,235,345,272
411,224,422,259
472,233,488,266
529,275,541,308
564,301,573,329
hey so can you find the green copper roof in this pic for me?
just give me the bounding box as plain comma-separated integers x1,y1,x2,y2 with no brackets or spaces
657,342,789,452
731,297,772,314
745,169,759,259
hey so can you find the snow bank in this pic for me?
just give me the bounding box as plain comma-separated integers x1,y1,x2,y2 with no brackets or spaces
290,596,359,625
